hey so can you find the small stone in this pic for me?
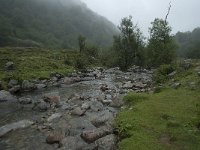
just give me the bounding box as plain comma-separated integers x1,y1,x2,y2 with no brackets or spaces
38,102,49,112
8,80,18,88
172,83,181,89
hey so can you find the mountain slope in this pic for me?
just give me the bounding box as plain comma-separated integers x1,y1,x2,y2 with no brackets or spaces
0,0,118,48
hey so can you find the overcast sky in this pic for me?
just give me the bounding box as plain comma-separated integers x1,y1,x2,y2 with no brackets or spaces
83,0,200,36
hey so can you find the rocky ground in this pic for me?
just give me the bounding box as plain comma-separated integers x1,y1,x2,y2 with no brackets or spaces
0,66,153,150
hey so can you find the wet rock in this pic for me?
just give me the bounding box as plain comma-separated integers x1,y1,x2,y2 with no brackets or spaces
81,102,90,110
18,97,32,104
90,110,114,127
102,99,112,105
22,80,36,91
95,134,116,150
100,84,108,92
60,136,92,150
132,82,148,89
63,77,80,84
43,95,60,107
71,107,86,116
68,93,81,101
0,90,17,102
38,102,49,112
172,83,181,89
0,120,34,137
9,85,21,94
81,126,113,143
89,100,103,112
5,61,15,71
8,79,18,88
123,81,133,89
69,118,96,136
36,83,47,89
46,130,65,145
47,113,62,122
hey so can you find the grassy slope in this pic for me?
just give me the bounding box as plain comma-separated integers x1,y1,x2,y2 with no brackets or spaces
0,47,78,82
116,65,200,150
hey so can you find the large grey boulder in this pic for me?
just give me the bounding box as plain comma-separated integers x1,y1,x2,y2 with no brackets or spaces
8,80,18,88
22,80,36,91
81,125,113,143
95,134,116,150
0,120,34,137
0,90,17,102
18,97,32,104
9,85,21,94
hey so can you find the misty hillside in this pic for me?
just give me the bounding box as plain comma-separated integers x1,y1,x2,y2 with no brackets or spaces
0,0,118,48
175,27,200,58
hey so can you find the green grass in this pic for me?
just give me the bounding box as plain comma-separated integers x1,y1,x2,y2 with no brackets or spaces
0,47,78,82
116,64,200,150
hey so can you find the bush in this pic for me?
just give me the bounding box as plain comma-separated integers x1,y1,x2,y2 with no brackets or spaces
74,56,89,70
154,64,176,83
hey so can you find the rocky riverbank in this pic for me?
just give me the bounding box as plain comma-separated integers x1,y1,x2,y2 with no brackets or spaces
0,67,153,150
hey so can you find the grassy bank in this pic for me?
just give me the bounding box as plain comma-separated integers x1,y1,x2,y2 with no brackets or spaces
115,64,200,150
0,47,79,82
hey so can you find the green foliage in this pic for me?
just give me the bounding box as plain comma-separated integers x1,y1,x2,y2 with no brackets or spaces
147,18,177,67
175,27,200,58
116,88,200,150
0,0,118,48
0,48,76,82
74,55,89,70
78,35,86,53
154,64,176,83
113,16,145,70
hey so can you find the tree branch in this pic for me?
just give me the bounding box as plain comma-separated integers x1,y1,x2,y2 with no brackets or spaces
165,1,172,24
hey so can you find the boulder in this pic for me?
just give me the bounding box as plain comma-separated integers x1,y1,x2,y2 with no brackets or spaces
81,126,113,143
8,80,18,88
43,95,60,107
9,85,21,94
60,136,93,149
95,134,116,150
0,90,17,102
198,72,200,76
0,120,34,137
22,80,36,91
46,130,65,144
89,100,103,112
90,110,114,127
38,102,49,112
18,97,32,104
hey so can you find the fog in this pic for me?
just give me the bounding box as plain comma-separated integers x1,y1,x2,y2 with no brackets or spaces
83,0,200,36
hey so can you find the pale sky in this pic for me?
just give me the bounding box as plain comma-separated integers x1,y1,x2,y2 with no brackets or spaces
83,0,200,36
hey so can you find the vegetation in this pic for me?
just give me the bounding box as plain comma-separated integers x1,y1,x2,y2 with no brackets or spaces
115,63,200,150
0,0,118,48
175,27,200,58
146,18,177,67
113,16,145,70
0,48,78,82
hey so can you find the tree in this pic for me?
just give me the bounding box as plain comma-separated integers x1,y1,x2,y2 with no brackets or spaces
147,18,177,67
113,16,145,70
78,35,86,53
